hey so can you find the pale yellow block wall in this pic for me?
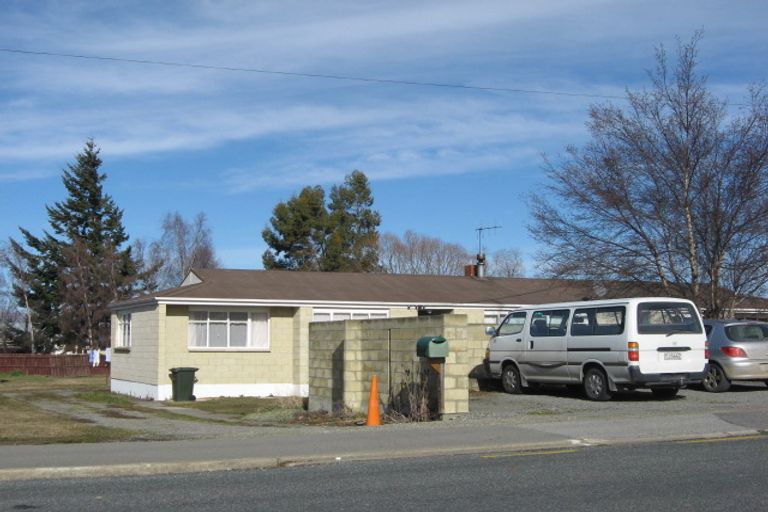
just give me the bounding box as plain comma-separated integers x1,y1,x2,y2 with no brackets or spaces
156,305,298,387
453,308,485,324
388,308,419,319
293,307,312,388
308,314,471,415
111,305,161,385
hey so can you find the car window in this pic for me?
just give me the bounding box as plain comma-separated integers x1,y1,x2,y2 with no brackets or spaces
498,311,527,336
530,309,570,337
725,324,768,342
704,324,713,336
571,306,625,336
637,302,702,334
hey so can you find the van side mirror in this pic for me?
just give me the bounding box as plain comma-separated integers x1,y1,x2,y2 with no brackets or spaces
485,326,497,336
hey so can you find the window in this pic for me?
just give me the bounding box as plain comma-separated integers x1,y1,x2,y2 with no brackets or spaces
116,313,131,348
530,309,570,337
725,323,768,342
312,310,389,322
571,306,626,336
188,311,269,350
637,302,702,335
498,311,527,336
484,311,511,325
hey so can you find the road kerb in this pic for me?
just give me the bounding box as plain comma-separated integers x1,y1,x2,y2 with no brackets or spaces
0,429,764,481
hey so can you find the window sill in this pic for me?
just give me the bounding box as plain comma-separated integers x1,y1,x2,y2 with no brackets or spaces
113,347,131,354
187,347,270,353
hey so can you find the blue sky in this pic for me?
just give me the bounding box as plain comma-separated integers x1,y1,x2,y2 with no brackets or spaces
1,1,766,273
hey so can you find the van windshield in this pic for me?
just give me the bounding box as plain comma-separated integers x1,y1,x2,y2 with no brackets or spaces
637,302,702,335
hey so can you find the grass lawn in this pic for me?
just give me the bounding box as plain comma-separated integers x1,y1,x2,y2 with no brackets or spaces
0,372,366,445
0,373,138,445
173,396,304,416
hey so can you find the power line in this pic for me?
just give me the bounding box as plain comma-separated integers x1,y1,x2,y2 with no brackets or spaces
0,47,629,101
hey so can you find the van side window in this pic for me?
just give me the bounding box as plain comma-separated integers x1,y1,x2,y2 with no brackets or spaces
530,309,570,337
498,311,527,336
571,306,626,336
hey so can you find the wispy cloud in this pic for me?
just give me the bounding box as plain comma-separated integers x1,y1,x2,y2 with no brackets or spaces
1,0,765,183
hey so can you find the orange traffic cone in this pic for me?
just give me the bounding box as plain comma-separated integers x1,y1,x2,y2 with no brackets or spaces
366,374,381,426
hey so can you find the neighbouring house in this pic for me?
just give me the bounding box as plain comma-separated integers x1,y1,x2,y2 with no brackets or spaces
109,268,768,400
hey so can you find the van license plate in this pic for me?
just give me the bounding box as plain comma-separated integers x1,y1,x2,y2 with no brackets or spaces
663,352,682,361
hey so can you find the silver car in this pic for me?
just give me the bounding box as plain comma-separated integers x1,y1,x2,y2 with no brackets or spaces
702,320,768,392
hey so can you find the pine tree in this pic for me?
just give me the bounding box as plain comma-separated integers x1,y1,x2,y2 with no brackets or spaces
9,140,139,352
262,186,328,271
322,170,381,272
261,171,381,272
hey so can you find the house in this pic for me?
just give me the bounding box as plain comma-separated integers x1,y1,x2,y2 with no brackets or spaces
109,268,768,400
109,269,618,400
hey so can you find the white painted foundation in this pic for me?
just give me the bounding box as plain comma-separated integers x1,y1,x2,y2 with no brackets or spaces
111,379,307,401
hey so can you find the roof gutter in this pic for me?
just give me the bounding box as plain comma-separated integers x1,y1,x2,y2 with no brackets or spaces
112,296,529,311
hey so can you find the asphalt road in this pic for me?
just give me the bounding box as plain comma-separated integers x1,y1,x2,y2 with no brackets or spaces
2,435,767,512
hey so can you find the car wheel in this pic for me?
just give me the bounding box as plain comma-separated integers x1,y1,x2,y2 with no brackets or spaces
651,387,679,400
583,368,611,401
702,364,730,392
501,364,522,394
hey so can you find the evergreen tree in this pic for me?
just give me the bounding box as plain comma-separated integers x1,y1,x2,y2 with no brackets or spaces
8,232,62,352
9,140,139,352
262,186,328,271
322,171,381,272
261,170,381,272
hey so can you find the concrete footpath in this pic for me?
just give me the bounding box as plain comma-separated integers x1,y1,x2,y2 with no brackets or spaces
1,409,765,481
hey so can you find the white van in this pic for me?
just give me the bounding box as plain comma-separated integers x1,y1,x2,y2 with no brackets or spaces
484,297,708,400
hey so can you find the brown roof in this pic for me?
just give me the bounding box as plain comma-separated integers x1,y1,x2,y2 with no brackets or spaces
112,268,768,312
113,268,617,309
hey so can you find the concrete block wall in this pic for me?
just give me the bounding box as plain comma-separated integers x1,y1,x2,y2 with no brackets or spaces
306,321,347,413
467,324,493,390
308,315,472,417
111,305,161,385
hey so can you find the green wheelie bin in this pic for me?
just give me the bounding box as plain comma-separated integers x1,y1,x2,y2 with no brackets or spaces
169,367,198,401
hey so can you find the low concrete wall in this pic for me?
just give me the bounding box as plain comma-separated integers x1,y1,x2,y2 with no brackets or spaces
308,315,476,417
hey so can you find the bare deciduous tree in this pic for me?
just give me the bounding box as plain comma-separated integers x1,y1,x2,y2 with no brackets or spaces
152,212,220,289
487,248,525,278
378,231,472,276
1,241,35,352
530,34,768,317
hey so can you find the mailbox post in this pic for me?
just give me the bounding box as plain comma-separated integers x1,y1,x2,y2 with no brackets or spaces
416,336,448,419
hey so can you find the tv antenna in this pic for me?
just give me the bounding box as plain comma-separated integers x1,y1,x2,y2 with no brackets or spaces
475,225,501,255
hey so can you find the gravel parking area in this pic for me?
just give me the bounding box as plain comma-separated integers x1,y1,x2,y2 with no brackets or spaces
468,381,768,426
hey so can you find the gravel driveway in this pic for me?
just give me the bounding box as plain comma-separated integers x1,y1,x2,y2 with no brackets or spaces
468,381,768,426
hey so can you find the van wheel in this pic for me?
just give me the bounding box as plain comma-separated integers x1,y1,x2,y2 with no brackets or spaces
702,364,730,392
651,387,679,400
583,368,611,401
501,364,522,394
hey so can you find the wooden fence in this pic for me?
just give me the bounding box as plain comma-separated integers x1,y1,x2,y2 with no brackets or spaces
0,354,107,377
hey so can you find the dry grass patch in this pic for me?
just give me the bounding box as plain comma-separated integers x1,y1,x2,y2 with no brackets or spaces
0,395,137,445
0,373,107,394
0,373,139,444
174,396,305,417
289,410,365,426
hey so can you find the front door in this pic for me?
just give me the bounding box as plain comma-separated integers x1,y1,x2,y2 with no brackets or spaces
523,309,570,382
490,311,527,372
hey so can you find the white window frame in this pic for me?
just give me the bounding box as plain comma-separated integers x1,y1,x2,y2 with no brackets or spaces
116,313,132,348
188,308,270,351
484,310,510,325
312,309,389,322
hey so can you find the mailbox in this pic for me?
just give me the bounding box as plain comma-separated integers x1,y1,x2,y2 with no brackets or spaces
416,335,448,358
